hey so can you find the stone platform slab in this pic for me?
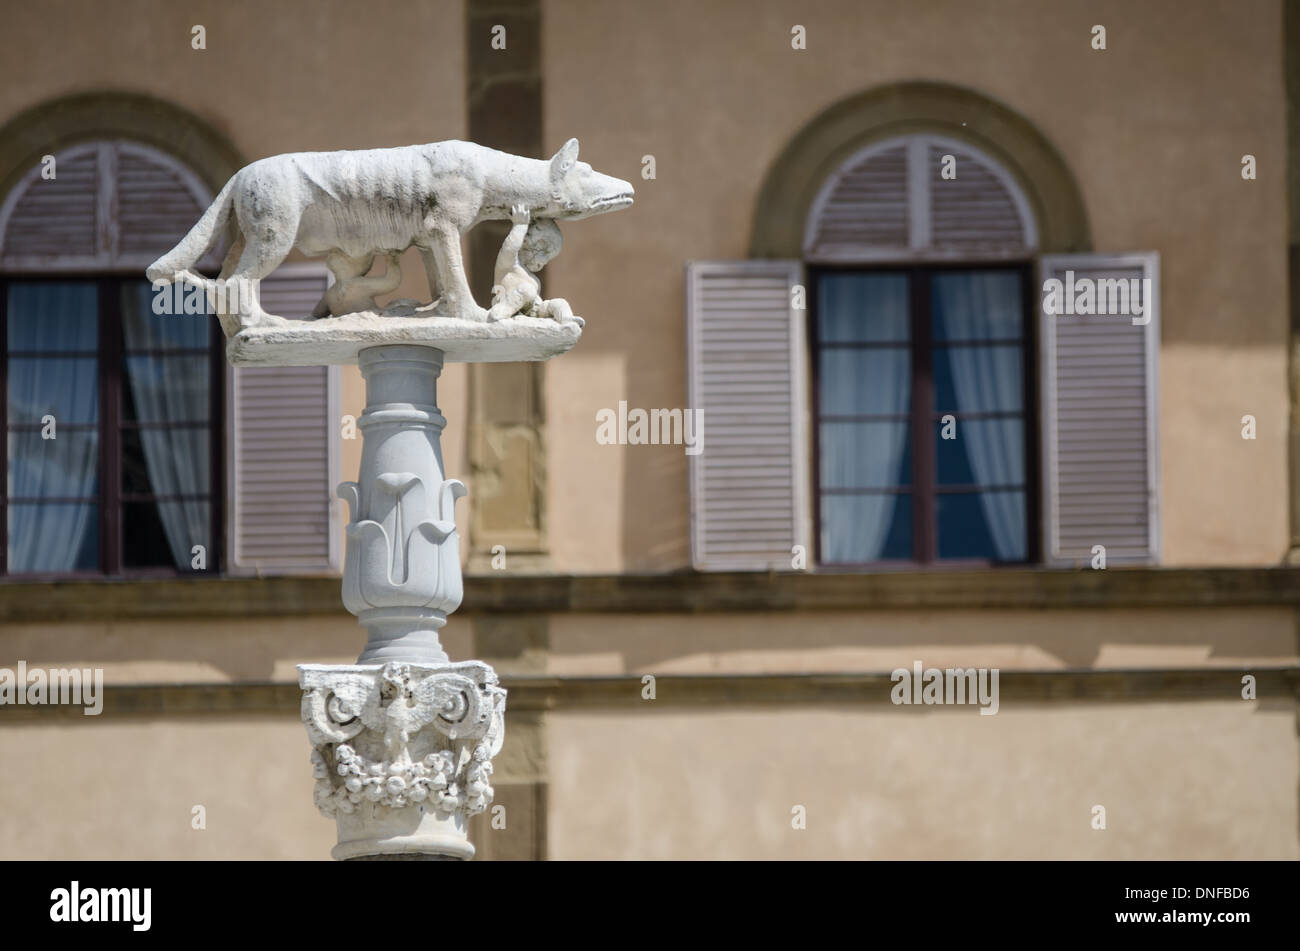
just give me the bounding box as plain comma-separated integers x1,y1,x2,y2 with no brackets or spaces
226,310,582,367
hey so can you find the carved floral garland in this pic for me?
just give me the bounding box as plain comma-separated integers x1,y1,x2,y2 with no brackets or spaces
311,741,495,817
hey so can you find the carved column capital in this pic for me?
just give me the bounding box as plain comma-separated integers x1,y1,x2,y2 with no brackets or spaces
300,660,506,860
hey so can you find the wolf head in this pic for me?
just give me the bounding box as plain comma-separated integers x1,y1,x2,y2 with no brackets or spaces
547,138,634,220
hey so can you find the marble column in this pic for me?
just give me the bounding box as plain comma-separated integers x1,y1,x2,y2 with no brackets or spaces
226,310,585,860
300,344,504,860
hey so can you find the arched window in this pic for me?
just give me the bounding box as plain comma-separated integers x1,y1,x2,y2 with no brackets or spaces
0,140,223,575
687,82,1158,573
804,134,1037,565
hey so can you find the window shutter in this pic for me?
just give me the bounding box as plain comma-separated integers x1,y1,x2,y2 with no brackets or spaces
227,264,340,574
804,142,909,258
0,141,216,272
1039,253,1160,565
804,135,1036,264
927,142,1029,252
685,261,808,571
0,144,101,265
115,142,220,269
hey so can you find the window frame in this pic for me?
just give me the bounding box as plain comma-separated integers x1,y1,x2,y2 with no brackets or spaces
808,259,1041,569
0,271,226,578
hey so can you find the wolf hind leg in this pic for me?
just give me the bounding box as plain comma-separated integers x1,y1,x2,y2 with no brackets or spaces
226,229,297,328
214,232,247,337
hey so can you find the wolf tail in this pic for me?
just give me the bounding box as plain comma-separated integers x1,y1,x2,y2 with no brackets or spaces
146,177,237,282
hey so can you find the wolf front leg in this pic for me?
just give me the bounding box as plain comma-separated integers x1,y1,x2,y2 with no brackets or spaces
418,246,443,309
420,224,488,321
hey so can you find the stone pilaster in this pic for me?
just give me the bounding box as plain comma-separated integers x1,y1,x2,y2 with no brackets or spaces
1286,0,1300,563
466,0,550,572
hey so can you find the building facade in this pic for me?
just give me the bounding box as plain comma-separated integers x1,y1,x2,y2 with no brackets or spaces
0,0,1297,859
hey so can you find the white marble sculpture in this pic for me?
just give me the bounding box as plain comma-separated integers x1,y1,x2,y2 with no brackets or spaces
146,137,632,340
153,137,630,859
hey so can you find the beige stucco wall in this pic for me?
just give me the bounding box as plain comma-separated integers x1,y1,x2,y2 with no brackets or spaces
545,607,1300,676
0,0,466,158
0,716,334,859
548,701,1298,859
542,0,1289,571
0,614,470,685
1,699,1291,859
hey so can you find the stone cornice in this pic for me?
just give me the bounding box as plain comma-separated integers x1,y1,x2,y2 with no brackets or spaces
0,567,1298,623
0,667,1296,721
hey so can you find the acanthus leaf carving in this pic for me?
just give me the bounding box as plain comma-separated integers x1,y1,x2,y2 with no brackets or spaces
339,472,466,612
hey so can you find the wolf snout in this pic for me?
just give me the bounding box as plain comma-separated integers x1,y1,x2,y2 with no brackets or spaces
596,181,635,211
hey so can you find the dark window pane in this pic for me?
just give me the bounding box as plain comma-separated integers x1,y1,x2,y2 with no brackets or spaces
936,491,1026,561
122,282,211,350
8,502,98,572
7,430,99,499
122,500,174,569
820,421,910,488
930,271,1023,341
935,418,1025,487
124,501,211,570
933,344,1023,414
819,348,910,415
817,272,910,342
120,427,150,495
6,283,98,351
123,356,210,423
821,492,911,563
7,357,98,425
120,426,211,496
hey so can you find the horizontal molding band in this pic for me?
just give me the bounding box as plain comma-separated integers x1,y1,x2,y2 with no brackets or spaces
1,567,1299,622
0,668,1295,721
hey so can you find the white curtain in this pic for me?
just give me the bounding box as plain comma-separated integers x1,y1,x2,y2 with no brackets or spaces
931,272,1026,560
819,274,910,561
7,283,99,572
121,284,210,569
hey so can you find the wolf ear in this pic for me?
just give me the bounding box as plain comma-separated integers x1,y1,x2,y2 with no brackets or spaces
549,138,580,180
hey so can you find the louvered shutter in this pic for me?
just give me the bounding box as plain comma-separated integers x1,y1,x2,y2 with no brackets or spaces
804,142,909,258
685,261,808,571
928,142,1029,252
228,264,341,574
0,141,216,272
804,135,1036,263
1039,253,1160,565
116,142,220,269
0,145,100,262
